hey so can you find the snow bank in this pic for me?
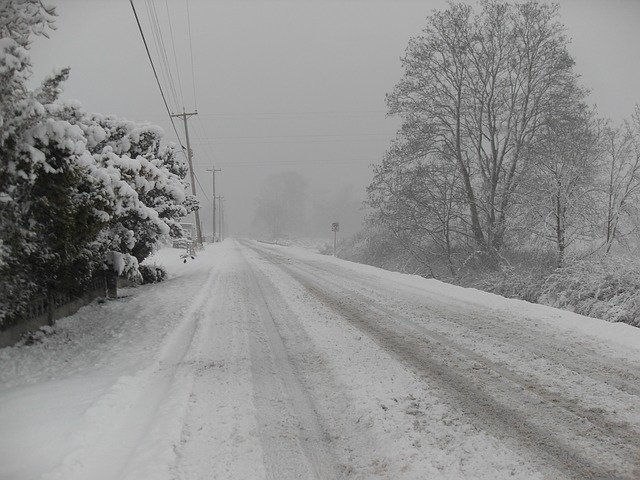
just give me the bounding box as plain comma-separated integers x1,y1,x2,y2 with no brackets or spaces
266,243,640,359
0,244,224,480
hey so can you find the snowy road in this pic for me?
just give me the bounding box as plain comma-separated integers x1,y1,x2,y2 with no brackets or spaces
2,239,640,479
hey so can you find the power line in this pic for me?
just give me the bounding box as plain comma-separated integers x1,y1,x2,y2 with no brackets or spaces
144,0,174,108
195,163,373,168
194,174,212,203
112,110,391,120
193,133,391,140
193,158,376,167
186,0,197,109
190,138,390,146
145,0,181,110
194,110,388,117
164,0,186,109
129,0,185,151
192,118,219,209
196,116,218,160
131,0,210,207
142,1,211,212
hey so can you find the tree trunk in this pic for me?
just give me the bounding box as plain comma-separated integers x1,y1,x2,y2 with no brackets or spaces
555,192,565,268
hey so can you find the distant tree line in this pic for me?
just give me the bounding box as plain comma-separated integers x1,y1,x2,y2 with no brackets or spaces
367,0,640,273
253,171,363,240
0,1,196,327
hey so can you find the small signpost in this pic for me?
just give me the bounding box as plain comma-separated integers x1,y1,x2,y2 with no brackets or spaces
331,222,339,257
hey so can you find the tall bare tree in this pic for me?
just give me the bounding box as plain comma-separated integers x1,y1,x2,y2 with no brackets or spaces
368,139,465,273
601,108,640,253
522,102,600,266
384,1,584,254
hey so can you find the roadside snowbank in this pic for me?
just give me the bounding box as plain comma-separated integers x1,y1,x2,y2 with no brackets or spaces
270,243,640,359
0,244,223,480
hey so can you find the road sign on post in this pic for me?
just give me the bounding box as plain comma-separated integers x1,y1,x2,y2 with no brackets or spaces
331,222,339,256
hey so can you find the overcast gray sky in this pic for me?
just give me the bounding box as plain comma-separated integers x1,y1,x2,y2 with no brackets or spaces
29,0,640,237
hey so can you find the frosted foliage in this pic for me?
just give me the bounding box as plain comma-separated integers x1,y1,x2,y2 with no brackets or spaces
0,1,55,48
0,0,194,326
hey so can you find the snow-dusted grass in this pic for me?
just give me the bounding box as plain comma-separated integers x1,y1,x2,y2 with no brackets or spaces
274,243,640,358
339,234,640,328
481,255,640,328
539,258,640,326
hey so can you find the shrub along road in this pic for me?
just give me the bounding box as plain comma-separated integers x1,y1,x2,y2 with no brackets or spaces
1,240,640,479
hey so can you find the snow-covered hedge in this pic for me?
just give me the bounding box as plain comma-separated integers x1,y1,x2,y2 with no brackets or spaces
139,264,167,285
0,2,195,327
538,259,640,327
479,256,640,327
341,226,640,327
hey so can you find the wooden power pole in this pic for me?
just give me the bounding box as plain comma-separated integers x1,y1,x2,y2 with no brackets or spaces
221,197,225,240
216,195,224,241
206,165,221,241
171,109,203,246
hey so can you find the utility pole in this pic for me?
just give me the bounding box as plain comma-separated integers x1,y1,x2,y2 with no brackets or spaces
206,165,221,242
220,198,225,241
171,109,203,246
216,196,224,241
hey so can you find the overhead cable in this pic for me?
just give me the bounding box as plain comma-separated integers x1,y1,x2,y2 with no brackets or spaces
186,0,197,109
129,0,185,152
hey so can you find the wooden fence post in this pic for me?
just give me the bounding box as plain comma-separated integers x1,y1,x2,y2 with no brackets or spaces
106,271,118,299
47,295,54,326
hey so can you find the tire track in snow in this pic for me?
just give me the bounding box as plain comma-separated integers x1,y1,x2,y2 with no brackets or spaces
279,251,640,419
237,245,340,480
245,241,640,480
269,246,640,400
254,244,640,441
243,244,404,478
251,243,640,410
42,265,220,480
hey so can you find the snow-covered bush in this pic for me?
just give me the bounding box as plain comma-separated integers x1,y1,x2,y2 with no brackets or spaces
71,112,197,268
139,264,167,284
0,2,84,326
0,2,195,327
472,254,640,327
539,258,640,326
480,267,546,304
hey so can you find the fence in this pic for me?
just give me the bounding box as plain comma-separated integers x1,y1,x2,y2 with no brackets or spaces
0,275,113,348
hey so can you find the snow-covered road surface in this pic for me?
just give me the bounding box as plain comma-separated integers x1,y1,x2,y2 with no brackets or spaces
2,239,640,479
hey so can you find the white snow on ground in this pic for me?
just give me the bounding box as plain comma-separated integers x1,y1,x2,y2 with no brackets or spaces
276,243,640,360
239,245,544,479
1,239,640,479
0,245,220,480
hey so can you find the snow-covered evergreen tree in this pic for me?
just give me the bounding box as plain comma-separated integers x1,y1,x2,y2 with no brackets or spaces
0,1,70,325
0,1,195,327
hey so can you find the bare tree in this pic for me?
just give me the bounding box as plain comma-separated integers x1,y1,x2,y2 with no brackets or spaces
385,1,584,255
368,140,465,273
522,102,600,266
601,108,640,253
